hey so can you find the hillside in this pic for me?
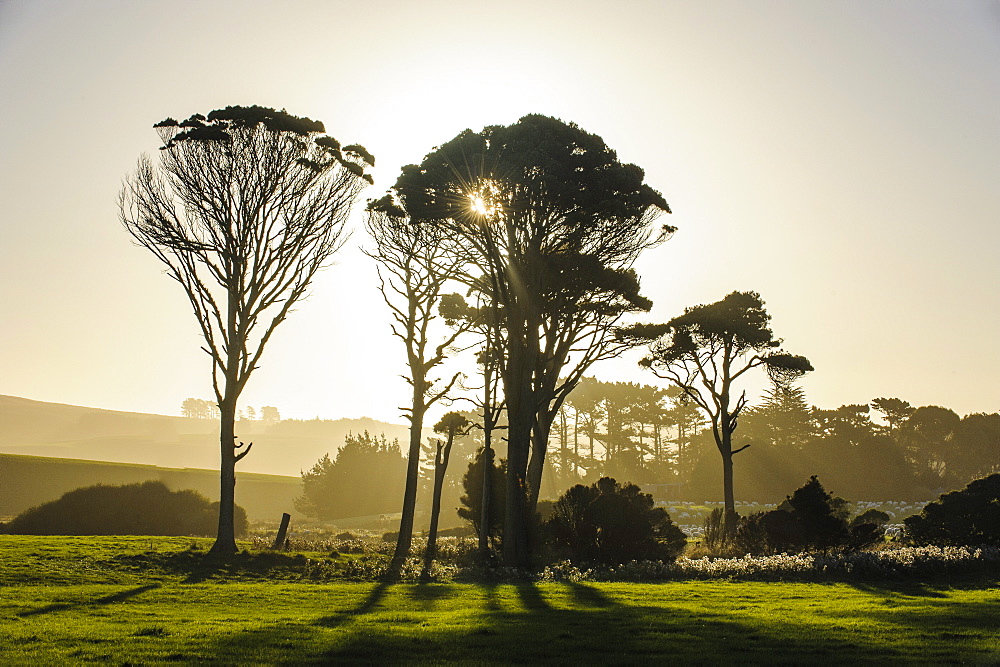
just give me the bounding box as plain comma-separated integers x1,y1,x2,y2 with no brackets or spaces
0,453,300,522
0,395,417,477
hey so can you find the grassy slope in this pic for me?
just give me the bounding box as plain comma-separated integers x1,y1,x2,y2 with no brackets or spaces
0,453,301,522
2,536,998,664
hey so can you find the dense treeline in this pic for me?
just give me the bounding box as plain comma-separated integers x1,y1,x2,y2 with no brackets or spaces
542,381,1000,502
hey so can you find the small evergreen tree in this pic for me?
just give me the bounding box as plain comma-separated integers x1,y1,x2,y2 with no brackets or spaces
457,448,506,549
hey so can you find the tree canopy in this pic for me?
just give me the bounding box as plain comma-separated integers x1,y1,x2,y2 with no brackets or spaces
371,114,672,566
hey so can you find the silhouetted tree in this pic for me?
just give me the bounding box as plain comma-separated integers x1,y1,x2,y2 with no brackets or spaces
622,291,812,514
366,209,471,577
952,413,1000,482
295,431,405,520
897,405,961,486
373,116,672,566
458,448,507,550
422,412,472,578
121,106,372,554
870,397,915,435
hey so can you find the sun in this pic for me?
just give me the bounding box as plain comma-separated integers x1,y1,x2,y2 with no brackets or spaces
469,194,491,215
467,180,502,217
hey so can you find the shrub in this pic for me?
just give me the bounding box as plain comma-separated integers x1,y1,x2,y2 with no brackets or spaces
546,477,686,565
2,481,247,537
851,508,891,527
904,473,1000,546
702,507,739,552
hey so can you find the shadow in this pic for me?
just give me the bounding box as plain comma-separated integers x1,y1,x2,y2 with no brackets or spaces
515,583,551,611
565,581,614,608
314,582,390,628
412,582,457,610
846,580,948,599
17,583,161,617
198,580,1000,664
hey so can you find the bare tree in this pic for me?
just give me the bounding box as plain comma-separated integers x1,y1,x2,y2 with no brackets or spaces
365,209,470,577
120,105,373,554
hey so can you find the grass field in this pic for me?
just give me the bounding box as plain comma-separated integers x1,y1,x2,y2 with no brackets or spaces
2,536,998,664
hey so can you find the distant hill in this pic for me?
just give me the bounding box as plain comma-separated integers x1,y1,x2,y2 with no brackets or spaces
0,395,419,477
0,453,300,522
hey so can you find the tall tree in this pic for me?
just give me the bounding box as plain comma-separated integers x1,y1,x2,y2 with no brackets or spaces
373,115,672,566
870,397,915,435
422,412,471,579
120,105,372,553
622,291,813,514
365,209,469,577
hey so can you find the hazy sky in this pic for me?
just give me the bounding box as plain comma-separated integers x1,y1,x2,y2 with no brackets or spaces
1,0,998,425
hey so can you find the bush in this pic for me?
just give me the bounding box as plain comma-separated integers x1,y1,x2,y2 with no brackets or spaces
725,477,880,555
546,477,686,565
904,473,1000,546
2,481,247,537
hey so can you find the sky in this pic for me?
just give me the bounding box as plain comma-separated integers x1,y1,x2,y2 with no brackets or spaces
1,0,998,426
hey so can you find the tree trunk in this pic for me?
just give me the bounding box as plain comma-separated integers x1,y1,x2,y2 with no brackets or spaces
422,444,447,580
526,417,552,513
389,399,425,578
720,424,736,515
503,401,531,568
209,398,238,555
479,442,494,557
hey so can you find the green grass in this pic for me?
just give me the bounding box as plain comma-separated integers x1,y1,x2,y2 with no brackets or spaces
2,536,999,663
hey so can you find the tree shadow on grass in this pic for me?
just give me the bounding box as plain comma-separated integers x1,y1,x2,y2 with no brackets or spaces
17,583,160,617
314,582,390,628
202,582,901,664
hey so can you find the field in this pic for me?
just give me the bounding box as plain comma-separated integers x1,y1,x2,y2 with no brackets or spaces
2,536,999,663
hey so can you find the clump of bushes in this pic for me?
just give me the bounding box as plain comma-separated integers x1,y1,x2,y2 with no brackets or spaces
905,473,1000,546
546,476,687,564
1,481,247,537
703,476,883,556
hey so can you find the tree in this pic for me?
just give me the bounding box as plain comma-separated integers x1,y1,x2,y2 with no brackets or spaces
121,105,373,554
373,115,672,566
870,397,915,435
897,405,961,486
181,398,215,419
295,431,406,520
622,291,813,514
365,209,470,577
458,448,507,550
422,412,472,578
260,406,280,425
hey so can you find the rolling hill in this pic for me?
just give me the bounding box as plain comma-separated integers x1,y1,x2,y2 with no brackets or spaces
0,395,416,477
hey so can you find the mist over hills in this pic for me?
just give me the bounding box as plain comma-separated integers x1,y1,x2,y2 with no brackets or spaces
0,395,417,478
